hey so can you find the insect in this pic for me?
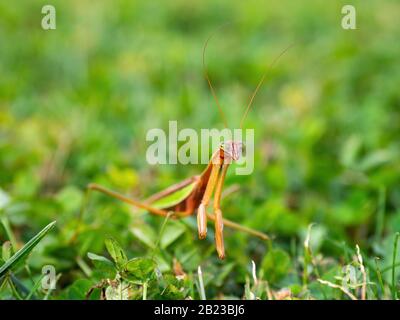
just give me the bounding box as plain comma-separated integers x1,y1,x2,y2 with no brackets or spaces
77,35,292,259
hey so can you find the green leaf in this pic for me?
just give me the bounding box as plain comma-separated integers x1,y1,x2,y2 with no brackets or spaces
160,222,186,249
65,279,93,300
2,241,12,261
359,149,395,171
87,252,116,278
340,135,361,168
214,262,235,287
106,165,138,190
104,237,127,269
131,225,157,249
87,252,113,265
261,248,291,284
0,221,56,278
0,188,10,210
123,257,156,282
55,186,83,214
105,280,130,300
159,276,186,299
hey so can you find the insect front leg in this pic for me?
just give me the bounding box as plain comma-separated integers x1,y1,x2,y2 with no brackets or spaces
197,163,221,239
212,164,229,259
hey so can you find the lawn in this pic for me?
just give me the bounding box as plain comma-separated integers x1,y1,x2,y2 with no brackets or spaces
0,0,399,300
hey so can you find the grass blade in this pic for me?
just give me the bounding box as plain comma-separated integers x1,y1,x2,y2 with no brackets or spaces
1,217,18,251
374,258,385,297
375,187,385,242
25,274,45,300
197,266,206,300
0,221,56,278
356,245,367,300
392,232,400,299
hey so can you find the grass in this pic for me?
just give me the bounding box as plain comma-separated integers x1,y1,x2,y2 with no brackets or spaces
0,0,400,300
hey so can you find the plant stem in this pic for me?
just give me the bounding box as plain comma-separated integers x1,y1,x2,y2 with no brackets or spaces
142,281,148,300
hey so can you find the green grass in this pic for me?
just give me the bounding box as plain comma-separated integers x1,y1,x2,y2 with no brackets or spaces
1,0,400,300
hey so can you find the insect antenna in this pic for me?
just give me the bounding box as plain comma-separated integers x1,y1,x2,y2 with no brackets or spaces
240,43,295,129
203,32,229,129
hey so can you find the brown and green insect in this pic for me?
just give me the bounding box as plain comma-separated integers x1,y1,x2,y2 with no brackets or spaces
78,37,291,259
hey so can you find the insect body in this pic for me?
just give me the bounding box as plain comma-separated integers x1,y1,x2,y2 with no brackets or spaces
87,140,261,260
78,37,291,259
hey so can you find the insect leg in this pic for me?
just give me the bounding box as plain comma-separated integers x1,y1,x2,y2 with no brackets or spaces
87,183,170,216
70,183,176,243
212,163,229,259
197,163,221,239
207,213,269,241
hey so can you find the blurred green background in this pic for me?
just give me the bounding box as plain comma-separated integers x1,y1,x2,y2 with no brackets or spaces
0,0,399,299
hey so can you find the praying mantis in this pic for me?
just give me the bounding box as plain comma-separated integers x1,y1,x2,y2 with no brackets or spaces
77,36,292,260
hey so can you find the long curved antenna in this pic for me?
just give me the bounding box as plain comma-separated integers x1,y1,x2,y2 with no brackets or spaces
203,31,229,128
240,43,295,129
